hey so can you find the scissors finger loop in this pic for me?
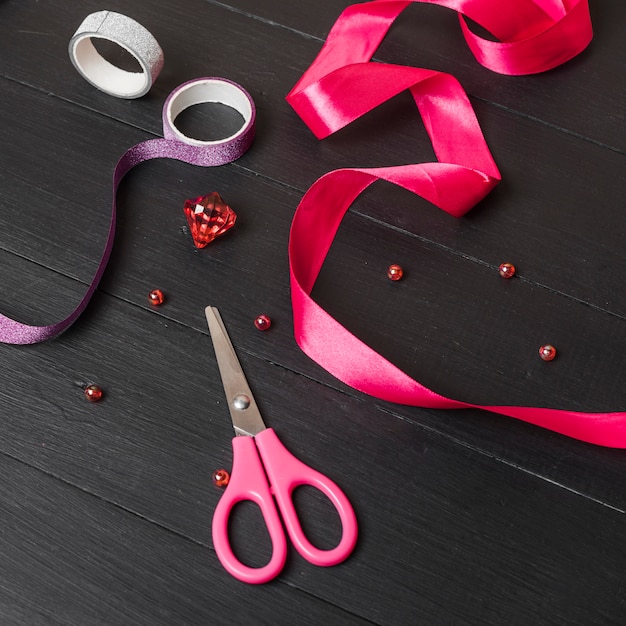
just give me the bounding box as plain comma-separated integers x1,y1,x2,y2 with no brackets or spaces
212,436,288,584
255,429,358,566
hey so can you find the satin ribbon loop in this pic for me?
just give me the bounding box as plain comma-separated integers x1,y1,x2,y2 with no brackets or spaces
288,0,592,96
458,0,593,75
284,2,626,448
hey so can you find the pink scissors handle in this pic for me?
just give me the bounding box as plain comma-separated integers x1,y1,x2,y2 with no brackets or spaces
212,435,288,584
212,429,358,584
255,428,358,567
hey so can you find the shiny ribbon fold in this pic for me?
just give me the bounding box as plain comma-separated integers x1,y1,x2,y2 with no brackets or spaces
284,1,626,447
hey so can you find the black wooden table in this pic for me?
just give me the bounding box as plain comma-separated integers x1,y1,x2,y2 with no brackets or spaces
0,1,624,624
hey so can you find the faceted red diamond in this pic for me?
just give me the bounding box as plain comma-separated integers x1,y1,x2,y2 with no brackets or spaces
183,192,237,249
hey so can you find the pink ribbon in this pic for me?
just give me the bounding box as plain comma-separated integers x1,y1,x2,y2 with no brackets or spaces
285,1,626,447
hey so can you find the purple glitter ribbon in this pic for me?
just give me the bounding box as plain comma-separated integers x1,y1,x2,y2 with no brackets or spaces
0,78,256,344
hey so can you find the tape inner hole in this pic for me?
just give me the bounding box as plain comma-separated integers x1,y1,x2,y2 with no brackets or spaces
174,103,246,142
91,38,142,72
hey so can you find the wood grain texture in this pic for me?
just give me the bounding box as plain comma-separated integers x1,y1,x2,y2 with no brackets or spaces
0,0,624,623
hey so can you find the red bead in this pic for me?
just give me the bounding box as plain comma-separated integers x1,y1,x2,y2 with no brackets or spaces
148,289,165,306
499,263,516,279
212,469,230,488
84,384,103,402
387,264,404,281
183,192,237,248
538,344,557,361
254,314,272,331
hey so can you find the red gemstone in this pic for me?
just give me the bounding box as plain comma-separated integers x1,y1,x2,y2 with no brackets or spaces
148,289,164,306
212,469,230,488
254,314,271,331
183,192,237,248
387,264,404,281
84,384,103,402
499,263,516,279
538,344,557,361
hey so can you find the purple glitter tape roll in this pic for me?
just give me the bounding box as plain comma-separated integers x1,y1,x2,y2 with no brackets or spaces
0,77,256,344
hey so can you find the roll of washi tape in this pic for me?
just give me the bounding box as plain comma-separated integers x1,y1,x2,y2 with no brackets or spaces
162,78,256,166
0,77,255,344
69,10,164,98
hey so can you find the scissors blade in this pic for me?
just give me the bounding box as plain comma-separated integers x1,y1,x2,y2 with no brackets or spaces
205,306,267,437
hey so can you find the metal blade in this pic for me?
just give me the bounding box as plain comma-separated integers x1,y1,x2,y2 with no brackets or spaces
205,306,267,437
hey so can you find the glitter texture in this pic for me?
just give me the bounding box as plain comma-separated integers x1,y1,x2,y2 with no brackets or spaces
69,10,164,98
0,78,255,345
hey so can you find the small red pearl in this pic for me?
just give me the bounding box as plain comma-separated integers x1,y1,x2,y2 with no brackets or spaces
84,384,103,402
538,344,557,362
387,264,404,281
254,314,272,331
148,289,165,306
212,469,230,487
499,263,516,279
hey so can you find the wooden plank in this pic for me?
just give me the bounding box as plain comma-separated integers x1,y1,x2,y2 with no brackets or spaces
0,67,624,332
1,75,626,510
200,0,625,150
0,0,625,622
0,284,626,622
0,1,622,175
0,13,623,318
0,453,368,625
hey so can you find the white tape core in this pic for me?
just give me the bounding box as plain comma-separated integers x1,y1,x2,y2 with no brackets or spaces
165,79,255,146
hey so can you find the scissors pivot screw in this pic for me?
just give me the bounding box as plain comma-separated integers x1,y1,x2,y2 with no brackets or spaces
232,394,251,411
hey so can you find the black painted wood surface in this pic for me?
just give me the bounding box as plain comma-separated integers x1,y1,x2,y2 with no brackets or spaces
0,1,624,624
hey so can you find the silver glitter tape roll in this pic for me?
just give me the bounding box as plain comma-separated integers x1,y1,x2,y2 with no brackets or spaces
69,11,164,98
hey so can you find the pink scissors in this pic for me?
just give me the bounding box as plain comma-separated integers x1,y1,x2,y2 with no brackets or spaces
205,306,358,584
